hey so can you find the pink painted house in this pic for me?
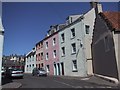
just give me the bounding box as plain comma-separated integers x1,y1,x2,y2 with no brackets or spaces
36,40,44,69
43,25,60,75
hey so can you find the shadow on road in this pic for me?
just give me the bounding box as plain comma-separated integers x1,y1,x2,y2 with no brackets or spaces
2,77,13,85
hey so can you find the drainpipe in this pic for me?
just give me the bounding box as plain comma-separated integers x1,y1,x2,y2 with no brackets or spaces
81,18,88,77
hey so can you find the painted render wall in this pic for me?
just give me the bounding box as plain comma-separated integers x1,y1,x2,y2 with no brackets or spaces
92,14,119,79
43,33,59,75
83,8,96,75
58,8,96,77
113,33,120,81
36,42,44,69
59,20,87,77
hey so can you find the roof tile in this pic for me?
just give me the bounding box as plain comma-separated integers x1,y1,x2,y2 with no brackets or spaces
100,11,120,31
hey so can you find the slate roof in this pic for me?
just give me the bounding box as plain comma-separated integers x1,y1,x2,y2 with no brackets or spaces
100,11,120,31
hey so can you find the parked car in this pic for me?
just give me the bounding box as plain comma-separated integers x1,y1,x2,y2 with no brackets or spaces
6,68,23,78
1,67,6,78
32,68,47,77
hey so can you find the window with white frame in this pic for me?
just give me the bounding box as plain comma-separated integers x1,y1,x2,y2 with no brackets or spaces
53,38,56,46
41,42,43,48
41,52,43,60
29,57,31,62
72,60,77,71
61,33,65,43
38,53,40,61
46,42,48,49
85,25,90,34
41,63,43,67
71,28,75,38
32,64,34,69
53,50,56,58
46,65,50,72
27,65,28,71
32,55,34,61
46,52,49,60
61,47,65,56
104,36,110,52
71,43,76,54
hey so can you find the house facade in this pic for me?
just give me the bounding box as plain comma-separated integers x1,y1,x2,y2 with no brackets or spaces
36,40,44,69
25,48,36,73
43,25,60,75
24,2,105,77
58,6,96,76
92,12,120,84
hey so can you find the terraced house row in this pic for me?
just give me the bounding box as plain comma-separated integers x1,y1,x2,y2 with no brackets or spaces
25,2,99,77
24,2,120,84
25,2,120,84
25,2,102,77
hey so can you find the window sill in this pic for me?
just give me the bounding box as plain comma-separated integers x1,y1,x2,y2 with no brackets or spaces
61,41,65,44
72,70,78,72
61,55,65,57
70,36,75,40
71,52,76,55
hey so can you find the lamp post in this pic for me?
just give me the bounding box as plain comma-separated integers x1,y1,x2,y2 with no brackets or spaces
0,1,4,86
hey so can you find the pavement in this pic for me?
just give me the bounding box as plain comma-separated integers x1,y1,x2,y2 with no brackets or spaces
1,75,120,89
2,82,22,88
56,75,119,88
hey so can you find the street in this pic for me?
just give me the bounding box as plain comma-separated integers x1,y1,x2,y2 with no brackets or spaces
8,73,117,88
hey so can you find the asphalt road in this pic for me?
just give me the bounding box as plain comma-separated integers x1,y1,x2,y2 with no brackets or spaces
10,74,116,88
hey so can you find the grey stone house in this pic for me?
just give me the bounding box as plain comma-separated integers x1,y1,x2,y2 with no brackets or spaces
92,11,120,84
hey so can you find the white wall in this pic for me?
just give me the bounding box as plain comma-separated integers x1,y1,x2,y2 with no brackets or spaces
59,19,87,77
113,33,120,82
84,8,96,75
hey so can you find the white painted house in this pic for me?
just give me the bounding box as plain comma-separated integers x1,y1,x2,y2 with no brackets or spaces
58,2,101,77
25,48,36,73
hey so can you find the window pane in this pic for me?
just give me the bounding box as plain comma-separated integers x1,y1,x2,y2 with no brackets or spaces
72,43,76,53
71,28,75,38
72,60,77,71
61,33,65,42
85,25,90,34
61,47,65,56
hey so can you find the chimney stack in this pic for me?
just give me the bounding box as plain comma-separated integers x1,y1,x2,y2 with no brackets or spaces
90,1,98,8
90,1,103,16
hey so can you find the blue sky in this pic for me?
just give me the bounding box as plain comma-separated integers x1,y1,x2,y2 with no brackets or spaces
2,2,118,55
